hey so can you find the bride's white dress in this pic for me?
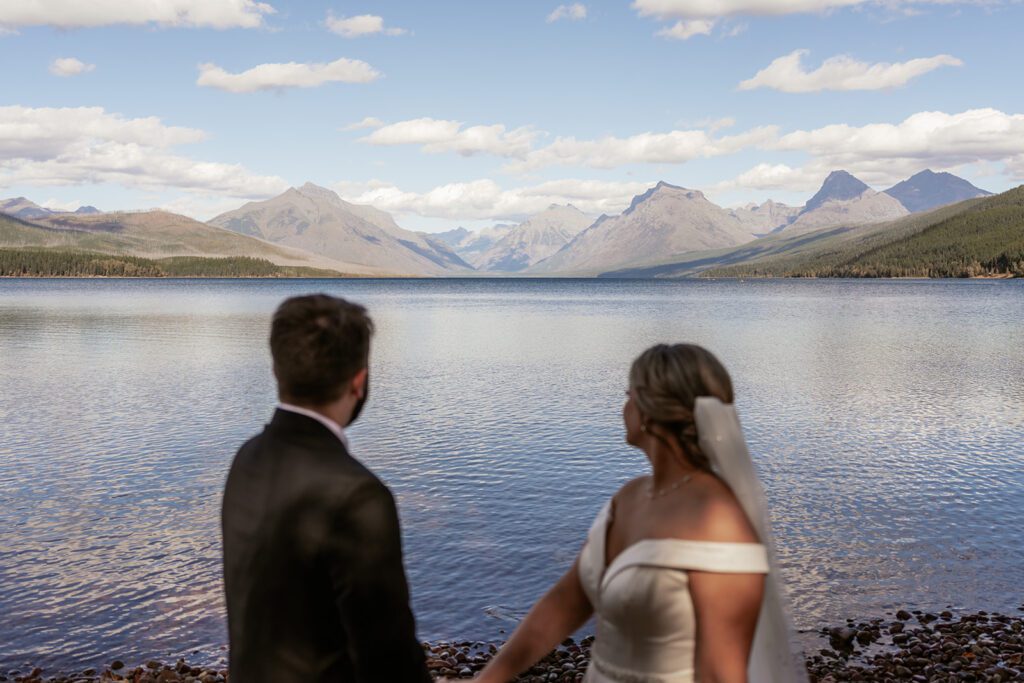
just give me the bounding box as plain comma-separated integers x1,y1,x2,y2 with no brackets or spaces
578,500,770,683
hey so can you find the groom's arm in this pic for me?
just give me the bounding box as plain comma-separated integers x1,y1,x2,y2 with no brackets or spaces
325,478,431,683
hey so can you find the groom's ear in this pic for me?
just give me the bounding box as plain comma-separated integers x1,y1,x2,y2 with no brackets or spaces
349,367,368,399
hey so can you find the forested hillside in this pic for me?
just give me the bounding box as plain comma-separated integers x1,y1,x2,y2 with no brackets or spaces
0,249,346,278
705,186,1024,278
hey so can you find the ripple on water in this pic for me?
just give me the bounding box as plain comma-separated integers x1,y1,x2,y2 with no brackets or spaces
1,278,1022,671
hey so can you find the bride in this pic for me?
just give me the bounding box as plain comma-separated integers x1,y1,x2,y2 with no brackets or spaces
470,344,806,683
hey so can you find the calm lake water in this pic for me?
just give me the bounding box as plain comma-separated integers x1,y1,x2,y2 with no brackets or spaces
1,278,1023,672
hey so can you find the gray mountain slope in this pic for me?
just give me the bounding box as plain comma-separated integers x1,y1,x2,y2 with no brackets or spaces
433,224,512,266
780,171,908,235
477,204,592,272
729,200,800,234
528,182,758,276
210,183,471,276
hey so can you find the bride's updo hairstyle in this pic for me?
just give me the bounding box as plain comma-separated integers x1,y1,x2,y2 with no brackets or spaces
629,343,734,472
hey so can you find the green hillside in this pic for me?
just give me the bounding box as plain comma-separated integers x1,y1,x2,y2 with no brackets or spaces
0,248,346,278
703,186,1024,278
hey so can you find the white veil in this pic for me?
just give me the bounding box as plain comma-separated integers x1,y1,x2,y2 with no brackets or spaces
694,397,808,683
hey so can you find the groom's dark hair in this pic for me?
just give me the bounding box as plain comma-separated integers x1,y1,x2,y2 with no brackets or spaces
270,294,374,405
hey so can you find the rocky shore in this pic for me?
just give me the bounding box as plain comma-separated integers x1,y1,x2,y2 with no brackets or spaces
5,609,1023,683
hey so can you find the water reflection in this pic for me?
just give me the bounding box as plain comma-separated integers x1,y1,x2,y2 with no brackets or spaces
1,278,1022,672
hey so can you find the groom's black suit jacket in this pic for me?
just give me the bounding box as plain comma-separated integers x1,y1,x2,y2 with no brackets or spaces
222,409,430,683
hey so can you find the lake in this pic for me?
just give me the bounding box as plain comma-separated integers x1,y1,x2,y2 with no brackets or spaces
1,277,1023,673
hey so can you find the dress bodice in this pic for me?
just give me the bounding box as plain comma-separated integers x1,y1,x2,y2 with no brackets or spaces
578,501,769,683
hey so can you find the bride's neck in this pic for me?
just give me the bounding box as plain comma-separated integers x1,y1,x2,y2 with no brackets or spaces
646,440,699,488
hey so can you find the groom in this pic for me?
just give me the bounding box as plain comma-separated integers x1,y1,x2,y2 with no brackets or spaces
221,294,430,682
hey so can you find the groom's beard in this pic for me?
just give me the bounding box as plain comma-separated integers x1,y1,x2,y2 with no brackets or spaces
346,375,369,427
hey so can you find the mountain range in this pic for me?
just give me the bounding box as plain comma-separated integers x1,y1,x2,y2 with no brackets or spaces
0,169,995,278
0,197,101,221
476,204,591,271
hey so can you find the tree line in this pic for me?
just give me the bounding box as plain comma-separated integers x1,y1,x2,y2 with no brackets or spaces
0,249,337,278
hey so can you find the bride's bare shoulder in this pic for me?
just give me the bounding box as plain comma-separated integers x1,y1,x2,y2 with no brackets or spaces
674,475,760,544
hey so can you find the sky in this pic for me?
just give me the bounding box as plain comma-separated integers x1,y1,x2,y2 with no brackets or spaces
2,0,1023,232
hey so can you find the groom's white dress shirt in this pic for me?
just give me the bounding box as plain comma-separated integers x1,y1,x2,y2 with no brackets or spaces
277,403,349,448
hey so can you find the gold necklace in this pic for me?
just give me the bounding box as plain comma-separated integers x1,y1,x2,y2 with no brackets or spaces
646,473,694,499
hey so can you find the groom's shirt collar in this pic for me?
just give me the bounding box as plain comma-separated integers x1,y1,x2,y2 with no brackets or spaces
277,402,349,448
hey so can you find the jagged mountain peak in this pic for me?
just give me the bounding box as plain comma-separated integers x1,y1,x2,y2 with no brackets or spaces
884,169,992,213
803,171,872,213
294,182,343,202
625,182,705,215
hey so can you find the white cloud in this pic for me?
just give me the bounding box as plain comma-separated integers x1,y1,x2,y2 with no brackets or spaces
547,3,588,22
49,57,96,77
0,106,286,198
359,118,538,158
335,178,653,221
721,108,1024,192
739,49,963,92
326,13,407,37
656,19,715,38
155,193,264,221
196,57,380,93
507,125,778,172
342,116,385,131
775,108,1024,165
40,198,86,212
716,163,827,192
0,0,275,29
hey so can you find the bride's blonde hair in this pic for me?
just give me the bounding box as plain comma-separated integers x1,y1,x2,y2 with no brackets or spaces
629,344,734,471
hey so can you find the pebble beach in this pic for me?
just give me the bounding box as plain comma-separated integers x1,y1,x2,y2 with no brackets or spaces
5,608,1023,683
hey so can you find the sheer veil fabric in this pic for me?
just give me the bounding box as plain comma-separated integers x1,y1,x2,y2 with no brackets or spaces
693,397,808,683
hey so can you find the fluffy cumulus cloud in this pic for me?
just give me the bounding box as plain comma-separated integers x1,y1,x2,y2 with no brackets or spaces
0,0,275,29
326,13,407,37
335,178,653,221
0,106,286,198
49,57,95,77
507,125,778,172
723,108,1024,190
739,49,963,92
196,58,380,93
656,19,715,38
547,3,588,22
358,118,538,158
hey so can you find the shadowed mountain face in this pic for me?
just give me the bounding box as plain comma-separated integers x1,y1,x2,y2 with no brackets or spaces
529,182,759,275
802,170,871,213
209,183,472,276
884,169,992,213
476,204,591,272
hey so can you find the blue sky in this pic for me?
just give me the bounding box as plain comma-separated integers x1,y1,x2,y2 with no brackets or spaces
2,0,1023,231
